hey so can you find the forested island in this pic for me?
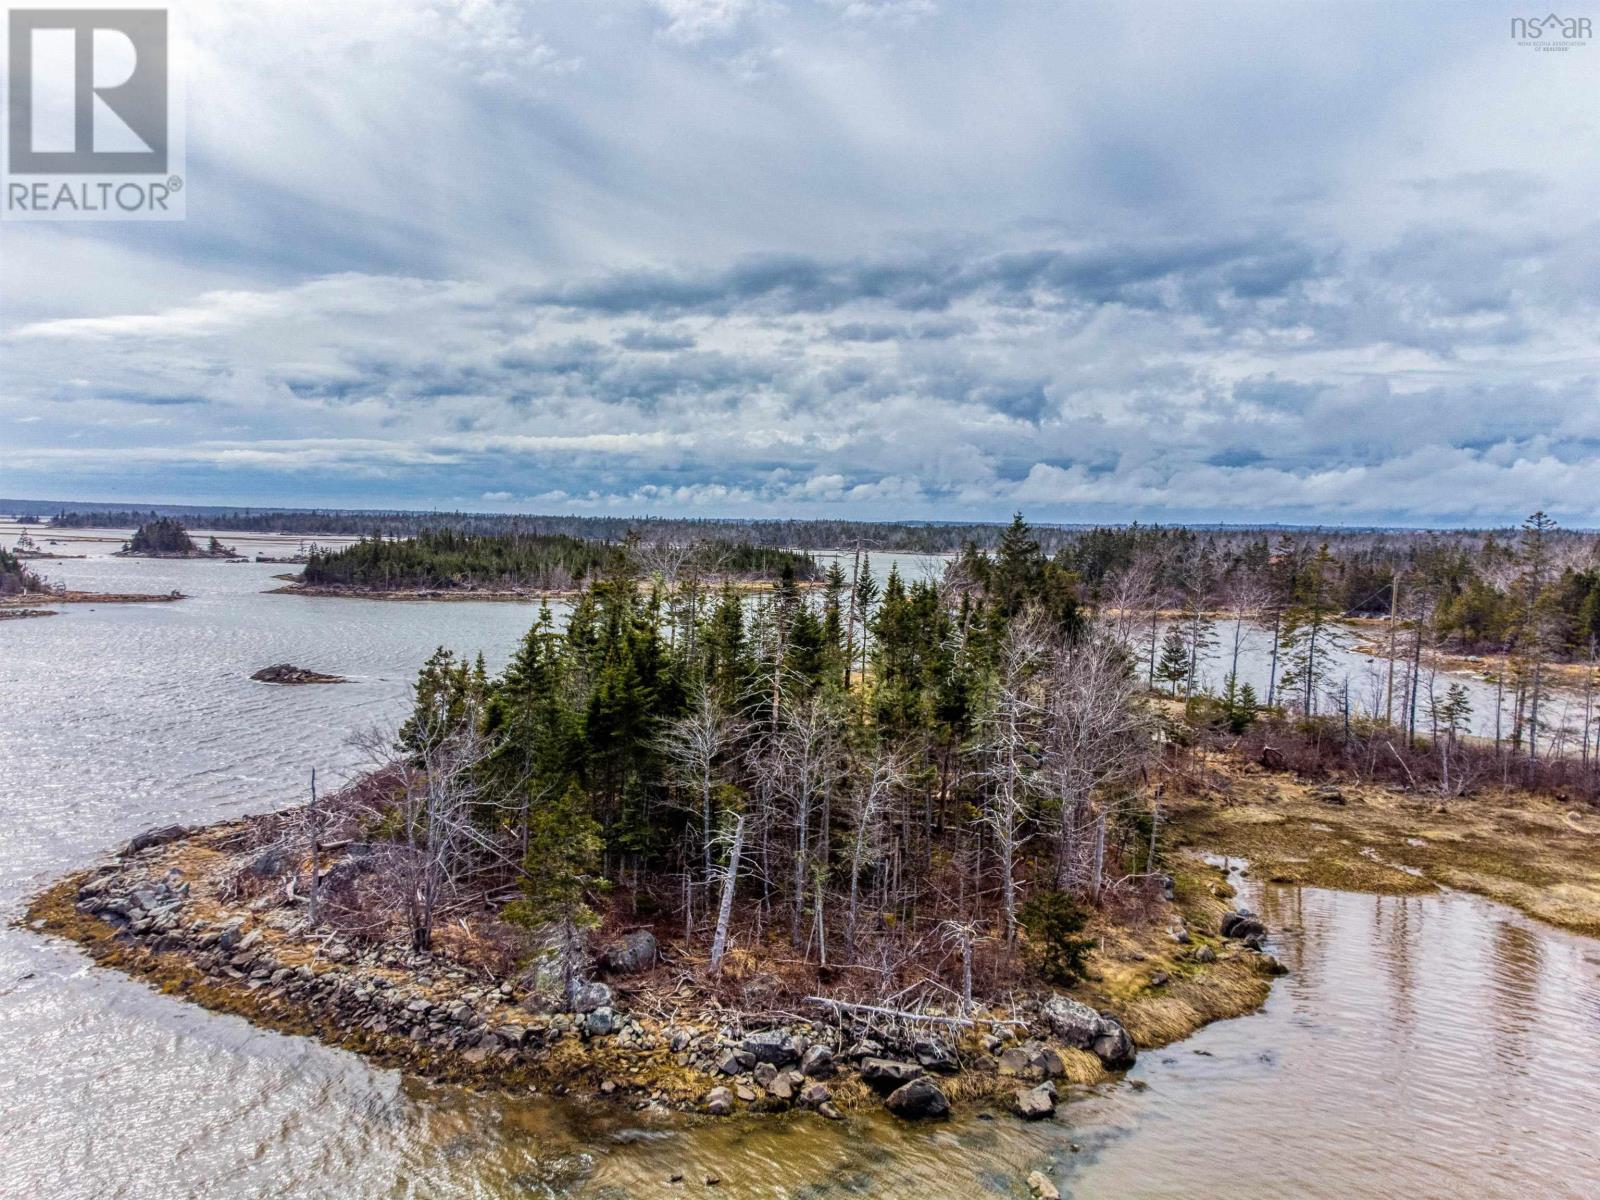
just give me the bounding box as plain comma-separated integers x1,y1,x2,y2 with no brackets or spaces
0,547,55,618
2,538,186,613
117,518,240,560
281,530,820,598
34,512,1600,1124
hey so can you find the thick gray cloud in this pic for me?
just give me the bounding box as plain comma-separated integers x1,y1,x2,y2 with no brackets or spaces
2,1,1597,523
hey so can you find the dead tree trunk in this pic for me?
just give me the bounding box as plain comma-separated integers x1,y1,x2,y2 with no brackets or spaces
709,814,746,976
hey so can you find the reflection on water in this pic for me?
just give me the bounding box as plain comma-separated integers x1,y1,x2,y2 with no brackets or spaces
4,550,1600,1199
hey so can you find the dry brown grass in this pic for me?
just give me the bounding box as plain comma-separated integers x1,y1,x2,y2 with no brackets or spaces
1170,752,1600,936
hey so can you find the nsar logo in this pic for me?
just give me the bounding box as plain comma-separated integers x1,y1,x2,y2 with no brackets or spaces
1510,12,1592,50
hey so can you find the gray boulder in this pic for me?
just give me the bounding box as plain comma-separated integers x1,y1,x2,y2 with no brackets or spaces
998,1041,1065,1081
912,1038,959,1073
601,930,659,974
245,846,295,878
884,1076,950,1119
1040,996,1136,1069
1221,910,1267,941
860,1057,924,1093
800,1044,836,1077
124,825,189,855
583,1006,618,1037
767,1069,804,1102
1092,1023,1136,1070
705,1086,734,1116
1014,1082,1058,1120
568,980,613,1014
741,1029,803,1065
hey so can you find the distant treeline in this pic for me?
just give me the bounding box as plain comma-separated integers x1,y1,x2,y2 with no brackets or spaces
47,506,1067,550
37,503,1595,557
300,530,819,592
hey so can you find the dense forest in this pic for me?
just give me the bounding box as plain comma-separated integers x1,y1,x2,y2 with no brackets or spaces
299,531,819,592
124,518,198,555
295,512,1594,1018
316,516,1114,1008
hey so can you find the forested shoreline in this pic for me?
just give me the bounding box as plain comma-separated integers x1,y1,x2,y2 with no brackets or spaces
264,512,1600,1003
296,531,820,593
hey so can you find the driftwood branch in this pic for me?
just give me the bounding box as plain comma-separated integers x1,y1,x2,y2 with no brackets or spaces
803,995,1022,1030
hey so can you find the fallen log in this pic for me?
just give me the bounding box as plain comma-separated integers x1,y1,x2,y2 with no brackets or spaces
803,996,1023,1030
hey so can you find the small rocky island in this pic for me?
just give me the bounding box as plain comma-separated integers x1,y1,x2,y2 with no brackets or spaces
30,812,1278,1121
251,664,347,685
117,518,243,560
28,519,1300,1123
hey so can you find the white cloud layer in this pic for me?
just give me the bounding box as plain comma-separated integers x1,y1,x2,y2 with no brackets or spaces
2,1,1597,524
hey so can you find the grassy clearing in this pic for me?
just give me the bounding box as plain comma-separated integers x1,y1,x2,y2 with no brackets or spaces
1169,753,1600,937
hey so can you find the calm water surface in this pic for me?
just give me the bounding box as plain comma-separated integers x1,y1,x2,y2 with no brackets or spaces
3,541,1599,1199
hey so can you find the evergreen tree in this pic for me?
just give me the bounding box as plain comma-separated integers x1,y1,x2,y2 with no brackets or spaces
505,781,606,1006
1278,544,1345,715
1156,626,1190,696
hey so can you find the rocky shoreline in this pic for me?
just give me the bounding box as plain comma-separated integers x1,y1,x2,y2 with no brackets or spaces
0,590,186,608
24,818,1285,1124
250,663,347,685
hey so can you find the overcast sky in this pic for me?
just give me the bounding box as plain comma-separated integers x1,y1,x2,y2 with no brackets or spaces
4,0,1598,525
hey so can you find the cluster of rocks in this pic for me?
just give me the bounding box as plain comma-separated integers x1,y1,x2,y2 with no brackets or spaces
693,998,1140,1123
71,854,661,1077
63,824,1195,1127
1220,908,1288,975
702,1028,845,1118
